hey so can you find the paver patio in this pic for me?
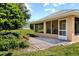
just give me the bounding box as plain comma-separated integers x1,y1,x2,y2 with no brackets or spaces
19,37,72,52
28,37,72,51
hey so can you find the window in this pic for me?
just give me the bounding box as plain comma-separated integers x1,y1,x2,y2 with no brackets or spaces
75,18,79,35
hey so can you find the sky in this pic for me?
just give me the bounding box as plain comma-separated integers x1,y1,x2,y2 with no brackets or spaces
25,3,79,22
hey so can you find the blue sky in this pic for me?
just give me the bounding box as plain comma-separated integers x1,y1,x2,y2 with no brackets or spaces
25,3,79,21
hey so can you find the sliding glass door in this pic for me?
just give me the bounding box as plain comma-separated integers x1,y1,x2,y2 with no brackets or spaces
58,20,67,40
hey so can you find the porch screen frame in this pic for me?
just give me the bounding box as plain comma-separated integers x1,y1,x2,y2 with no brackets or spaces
58,18,67,40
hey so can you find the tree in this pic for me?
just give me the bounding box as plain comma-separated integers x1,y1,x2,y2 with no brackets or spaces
0,3,30,30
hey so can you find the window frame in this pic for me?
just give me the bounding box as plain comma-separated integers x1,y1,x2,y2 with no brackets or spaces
75,17,79,35
59,20,66,36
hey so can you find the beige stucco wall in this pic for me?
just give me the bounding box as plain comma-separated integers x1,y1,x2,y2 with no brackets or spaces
66,16,79,42
72,36,79,42
66,16,74,41
71,18,79,42
36,33,58,39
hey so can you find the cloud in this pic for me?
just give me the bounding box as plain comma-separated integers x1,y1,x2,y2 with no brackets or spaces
51,9,56,13
45,8,51,11
43,3,66,7
25,3,32,11
52,3,66,7
52,4,59,7
43,3,49,7
44,8,56,13
44,3,66,13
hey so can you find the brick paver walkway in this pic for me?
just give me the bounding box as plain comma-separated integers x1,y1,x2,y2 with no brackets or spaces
27,37,71,51
19,37,72,52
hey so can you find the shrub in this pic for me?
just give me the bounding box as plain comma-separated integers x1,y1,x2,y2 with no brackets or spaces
11,30,27,39
0,39,29,51
0,29,36,51
0,33,29,51
19,40,29,48
0,34,17,39
25,29,37,37
0,29,36,38
27,33,37,37
0,29,27,39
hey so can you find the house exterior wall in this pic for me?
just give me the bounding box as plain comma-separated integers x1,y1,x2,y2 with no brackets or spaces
66,16,74,41
72,36,79,42
66,16,79,42
36,33,58,39
71,17,79,42
31,15,79,42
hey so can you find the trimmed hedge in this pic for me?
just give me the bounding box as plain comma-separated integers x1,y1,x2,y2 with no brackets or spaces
0,29,32,51
0,29,36,51
0,29,36,38
0,34,29,51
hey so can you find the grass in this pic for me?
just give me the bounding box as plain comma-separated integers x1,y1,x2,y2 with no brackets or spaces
1,42,79,56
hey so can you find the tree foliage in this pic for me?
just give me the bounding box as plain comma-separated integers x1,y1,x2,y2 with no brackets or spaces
0,3,30,30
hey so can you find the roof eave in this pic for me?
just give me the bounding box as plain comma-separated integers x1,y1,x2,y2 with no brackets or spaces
31,10,79,24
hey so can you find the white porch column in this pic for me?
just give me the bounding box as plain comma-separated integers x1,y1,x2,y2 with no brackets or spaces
37,24,39,32
33,24,35,31
43,21,46,34
50,21,52,34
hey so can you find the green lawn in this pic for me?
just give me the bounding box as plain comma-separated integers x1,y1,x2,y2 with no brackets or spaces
1,42,79,56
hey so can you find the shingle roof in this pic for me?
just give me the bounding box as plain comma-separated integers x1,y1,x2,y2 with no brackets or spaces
31,9,79,24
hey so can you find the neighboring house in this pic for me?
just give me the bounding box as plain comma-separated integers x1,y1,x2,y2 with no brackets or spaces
30,9,79,42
